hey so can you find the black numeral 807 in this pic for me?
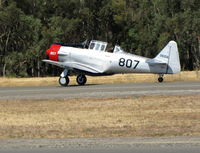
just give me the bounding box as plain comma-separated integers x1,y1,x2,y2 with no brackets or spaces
119,58,139,69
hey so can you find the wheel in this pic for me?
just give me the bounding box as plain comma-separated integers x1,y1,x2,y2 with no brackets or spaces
158,77,164,83
59,76,69,86
76,75,87,85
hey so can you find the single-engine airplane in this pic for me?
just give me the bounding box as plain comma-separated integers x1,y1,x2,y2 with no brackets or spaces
43,40,180,86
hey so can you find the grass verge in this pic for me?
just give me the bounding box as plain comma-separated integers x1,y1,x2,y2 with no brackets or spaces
0,95,199,138
0,71,200,87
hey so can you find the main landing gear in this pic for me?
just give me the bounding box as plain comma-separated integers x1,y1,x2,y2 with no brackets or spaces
58,69,87,86
158,74,164,83
59,69,70,86
76,74,87,85
59,76,69,86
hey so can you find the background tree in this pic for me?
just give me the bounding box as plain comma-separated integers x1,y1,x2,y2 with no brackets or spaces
0,0,199,77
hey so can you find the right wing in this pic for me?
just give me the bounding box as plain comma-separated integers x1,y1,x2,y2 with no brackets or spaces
42,60,66,68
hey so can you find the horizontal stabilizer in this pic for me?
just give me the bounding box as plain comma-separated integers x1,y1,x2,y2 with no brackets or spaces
146,59,167,65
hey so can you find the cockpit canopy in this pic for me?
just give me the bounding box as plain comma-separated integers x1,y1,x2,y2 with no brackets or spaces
89,40,108,52
113,45,125,53
88,40,124,53
54,40,125,53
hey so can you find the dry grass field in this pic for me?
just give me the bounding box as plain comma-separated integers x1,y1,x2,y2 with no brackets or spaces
0,71,200,87
0,95,199,138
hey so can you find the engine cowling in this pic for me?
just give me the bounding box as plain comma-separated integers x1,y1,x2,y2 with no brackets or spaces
46,44,61,61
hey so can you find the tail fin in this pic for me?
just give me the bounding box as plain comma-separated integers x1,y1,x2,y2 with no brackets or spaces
154,41,181,74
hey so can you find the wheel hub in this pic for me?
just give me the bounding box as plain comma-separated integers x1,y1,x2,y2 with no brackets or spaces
60,77,66,84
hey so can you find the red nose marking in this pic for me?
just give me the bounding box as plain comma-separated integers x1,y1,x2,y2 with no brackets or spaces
46,48,51,55
46,44,61,61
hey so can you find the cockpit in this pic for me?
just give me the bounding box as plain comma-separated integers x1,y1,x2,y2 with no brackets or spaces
88,40,125,53
89,40,108,52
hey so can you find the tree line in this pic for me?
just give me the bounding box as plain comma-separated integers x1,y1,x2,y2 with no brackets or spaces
0,0,199,77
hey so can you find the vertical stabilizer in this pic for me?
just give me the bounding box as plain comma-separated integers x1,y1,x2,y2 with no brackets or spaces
154,41,181,74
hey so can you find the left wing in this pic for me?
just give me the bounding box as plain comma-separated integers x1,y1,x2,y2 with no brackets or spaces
42,59,103,74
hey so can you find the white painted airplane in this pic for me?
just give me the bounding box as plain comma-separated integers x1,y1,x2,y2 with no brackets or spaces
43,40,180,86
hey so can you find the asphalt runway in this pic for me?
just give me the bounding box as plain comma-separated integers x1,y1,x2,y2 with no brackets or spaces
0,137,200,153
0,82,200,100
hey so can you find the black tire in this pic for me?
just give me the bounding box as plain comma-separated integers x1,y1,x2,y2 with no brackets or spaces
76,75,87,85
59,76,69,86
158,77,164,83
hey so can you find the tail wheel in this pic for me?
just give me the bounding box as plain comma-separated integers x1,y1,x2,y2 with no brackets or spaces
76,75,87,85
59,76,69,86
158,77,164,83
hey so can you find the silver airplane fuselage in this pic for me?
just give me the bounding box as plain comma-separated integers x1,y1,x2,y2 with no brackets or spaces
58,47,163,75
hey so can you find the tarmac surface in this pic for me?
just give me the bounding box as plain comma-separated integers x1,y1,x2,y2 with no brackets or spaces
0,137,200,153
0,81,200,100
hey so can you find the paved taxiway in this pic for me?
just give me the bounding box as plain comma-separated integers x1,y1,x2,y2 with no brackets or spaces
0,82,200,100
0,137,200,153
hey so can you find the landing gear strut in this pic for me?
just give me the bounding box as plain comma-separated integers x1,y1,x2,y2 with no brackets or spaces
76,74,87,85
59,69,70,86
158,74,164,83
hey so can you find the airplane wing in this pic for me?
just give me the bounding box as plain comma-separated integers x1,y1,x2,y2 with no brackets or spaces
42,60,66,68
42,60,103,74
